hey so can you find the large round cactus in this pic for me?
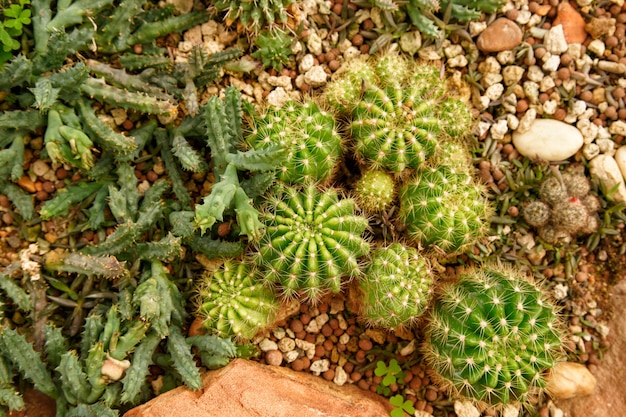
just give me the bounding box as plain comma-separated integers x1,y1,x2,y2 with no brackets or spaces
358,243,434,328
246,100,342,185
398,166,491,253
257,183,370,301
196,260,279,339
423,266,564,407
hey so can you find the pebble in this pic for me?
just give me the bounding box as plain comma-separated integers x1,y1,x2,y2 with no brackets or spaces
545,25,569,54
333,365,348,386
278,337,295,352
454,400,480,417
512,118,584,161
615,146,626,179
399,31,422,55
589,154,626,202
303,66,328,88
310,359,330,375
553,3,587,44
31,160,50,177
265,350,283,366
259,338,279,352
476,18,523,53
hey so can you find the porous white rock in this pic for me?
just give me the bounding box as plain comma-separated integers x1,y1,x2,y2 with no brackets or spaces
589,154,626,202
582,143,601,160
517,108,537,133
545,24,568,54
513,119,583,161
306,32,323,55
400,31,422,55
490,119,509,141
502,65,525,86
278,337,296,353
310,359,330,375
502,404,520,417
259,338,279,352
299,54,315,73
266,87,291,108
333,366,348,386
454,400,480,417
609,120,626,136
304,66,328,87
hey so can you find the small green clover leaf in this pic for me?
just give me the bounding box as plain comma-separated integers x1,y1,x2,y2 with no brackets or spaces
374,359,406,396
390,394,415,417
4,4,31,32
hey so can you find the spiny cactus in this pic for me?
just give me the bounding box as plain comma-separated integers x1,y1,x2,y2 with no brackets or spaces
195,259,280,339
358,243,434,328
324,52,473,173
423,265,565,407
246,99,342,185
215,0,295,31
251,28,294,72
353,170,396,213
524,167,600,245
256,183,370,301
398,165,491,253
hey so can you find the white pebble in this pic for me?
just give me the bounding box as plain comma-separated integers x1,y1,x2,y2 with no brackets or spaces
545,24,568,54
299,54,315,73
339,333,350,345
305,319,320,334
507,114,520,130
597,137,615,155
517,108,537,133
272,327,286,340
447,55,468,68
553,284,569,300
399,31,422,55
543,100,558,115
485,83,504,101
523,81,540,104
587,39,606,57
582,143,601,160
502,404,520,417
278,337,295,352
333,366,348,386
609,120,626,136
259,338,278,352
526,65,544,82
577,118,599,144
283,350,299,363
454,400,480,417
304,66,328,88
267,75,292,90
490,119,509,141
309,359,330,375
516,10,532,25
266,87,291,108
469,21,487,37
502,65,525,86
306,32,323,55
589,154,626,202
542,55,561,72
512,118,583,161
540,75,556,92
615,145,626,180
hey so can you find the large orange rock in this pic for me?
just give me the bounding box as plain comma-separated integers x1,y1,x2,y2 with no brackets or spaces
553,2,587,44
123,359,394,417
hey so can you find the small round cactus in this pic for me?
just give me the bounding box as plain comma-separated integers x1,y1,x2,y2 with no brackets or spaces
353,170,396,212
423,265,564,407
246,99,342,185
522,201,551,228
323,59,377,113
550,199,589,234
538,177,568,206
358,243,434,328
562,172,591,198
257,183,370,301
398,166,492,253
196,260,280,339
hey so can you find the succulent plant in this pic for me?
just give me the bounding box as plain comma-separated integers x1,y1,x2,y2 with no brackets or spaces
195,259,280,339
256,183,370,301
214,0,295,31
525,167,600,244
398,165,491,253
423,265,565,407
324,52,473,173
358,243,434,328
353,170,396,213
251,28,294,72
246,99,342,185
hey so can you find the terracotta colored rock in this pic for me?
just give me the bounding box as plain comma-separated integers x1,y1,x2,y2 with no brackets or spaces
556,279,626,417
553,2,587,44
123,359,394,417
476,18,523,53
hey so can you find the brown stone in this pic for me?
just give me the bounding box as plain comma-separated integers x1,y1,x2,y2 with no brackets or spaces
476,18,523,53
123,359,394,417
553,2,587,44
556,279,626,417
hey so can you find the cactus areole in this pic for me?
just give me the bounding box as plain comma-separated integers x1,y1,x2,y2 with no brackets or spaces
424,267,564,407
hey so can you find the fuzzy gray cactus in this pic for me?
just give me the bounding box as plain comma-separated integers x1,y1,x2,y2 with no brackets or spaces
423,265,565,407
256,183,370,301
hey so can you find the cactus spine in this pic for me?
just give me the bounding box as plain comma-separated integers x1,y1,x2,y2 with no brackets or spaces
423,265,564,407
257,183,370,300
196,260,279,339
358,243,434,328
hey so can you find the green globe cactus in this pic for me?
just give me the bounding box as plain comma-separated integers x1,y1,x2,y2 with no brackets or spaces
353,170,396,213
358,243,434,328
196,259,280,339
246,99,342,185
256,183,370,300
324,52,474,173
423,265,565,407
398,166,492,253
215,0,295,31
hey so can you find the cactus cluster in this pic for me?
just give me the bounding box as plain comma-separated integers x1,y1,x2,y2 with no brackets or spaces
246,99,342,185
523,167,600,245
256,183,370,301
251,28,294,72
196,260,279,339
358,243,434,328
423,265,565,407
